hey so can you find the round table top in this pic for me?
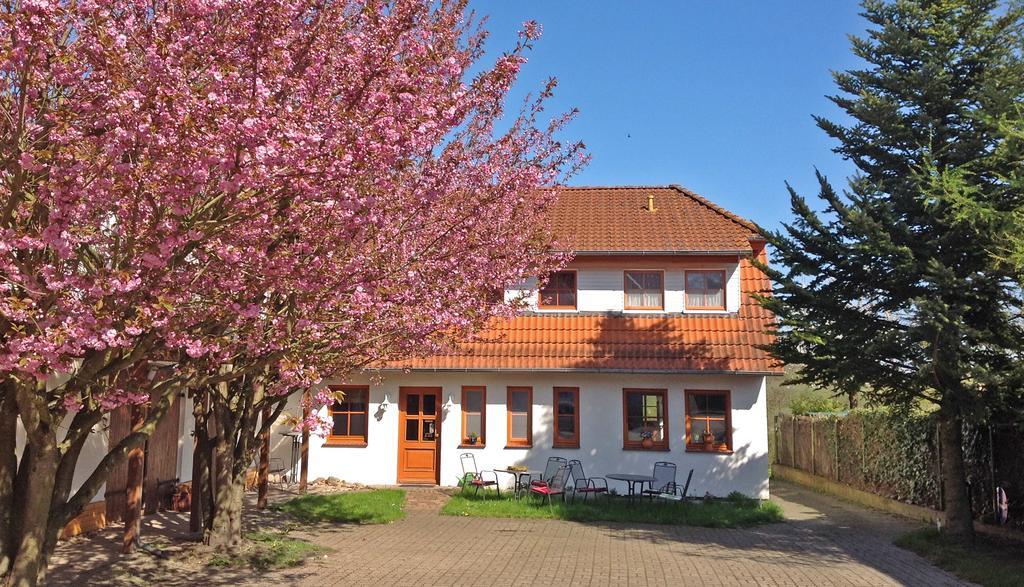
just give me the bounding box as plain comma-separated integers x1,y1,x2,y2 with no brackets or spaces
606,473,656,482
495,468,541,475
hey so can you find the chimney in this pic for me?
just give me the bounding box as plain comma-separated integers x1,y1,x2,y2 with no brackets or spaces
646,193,656,212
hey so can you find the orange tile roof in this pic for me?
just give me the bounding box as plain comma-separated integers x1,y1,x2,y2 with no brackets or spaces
547,185,760,253
391,256,782,374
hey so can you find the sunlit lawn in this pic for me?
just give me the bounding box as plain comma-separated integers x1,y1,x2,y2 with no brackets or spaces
895,528,1024,587
442,490,784,528
275,489,406,524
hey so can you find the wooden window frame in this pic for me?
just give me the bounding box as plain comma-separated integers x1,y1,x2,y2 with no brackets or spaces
506,386,533,448
684,269,727,311
325,385,369,447
685,389,732,453
538,269,578,310
623,269,666,310
460,386,486,448
621,388,670,451
552,387,580,449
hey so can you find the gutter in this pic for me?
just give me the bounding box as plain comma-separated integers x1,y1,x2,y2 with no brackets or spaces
373,367,781,376
567,250,752,256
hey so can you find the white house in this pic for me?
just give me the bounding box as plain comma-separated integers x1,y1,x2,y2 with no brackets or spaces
285,186,781,498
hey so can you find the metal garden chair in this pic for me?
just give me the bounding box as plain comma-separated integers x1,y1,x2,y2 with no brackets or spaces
459,453,499,497
567,459,608,503
530,464,570,509
530,456,568,488
653,468,694,504
641,461,677,500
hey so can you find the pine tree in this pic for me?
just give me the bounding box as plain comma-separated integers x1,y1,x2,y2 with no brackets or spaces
759,0,1024,541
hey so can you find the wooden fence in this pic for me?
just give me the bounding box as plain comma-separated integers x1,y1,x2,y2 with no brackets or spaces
775,412,1024,530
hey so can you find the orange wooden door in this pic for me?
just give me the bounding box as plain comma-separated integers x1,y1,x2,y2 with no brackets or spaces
397,387,442,484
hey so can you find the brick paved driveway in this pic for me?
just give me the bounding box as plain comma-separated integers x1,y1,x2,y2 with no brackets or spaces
48,479,965,586
263,479,964,587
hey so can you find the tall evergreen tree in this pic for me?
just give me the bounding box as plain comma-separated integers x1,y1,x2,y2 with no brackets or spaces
759,0,1024,540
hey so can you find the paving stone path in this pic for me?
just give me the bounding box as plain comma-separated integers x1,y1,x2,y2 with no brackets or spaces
264,480,965,587
47,480,967,586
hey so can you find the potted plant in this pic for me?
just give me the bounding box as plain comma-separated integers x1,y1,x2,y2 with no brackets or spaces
640,430,655,449
701,430,716,451
467,432,479,445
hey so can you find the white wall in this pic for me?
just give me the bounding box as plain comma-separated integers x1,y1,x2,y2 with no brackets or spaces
294,371,769,498
508,262,741,314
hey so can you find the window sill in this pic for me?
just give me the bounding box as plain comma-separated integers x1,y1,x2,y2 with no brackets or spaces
685,447,733,454
622,445,670,452
458,444,486,449
323,440,368,448
552,443,580,450
504,444,533,449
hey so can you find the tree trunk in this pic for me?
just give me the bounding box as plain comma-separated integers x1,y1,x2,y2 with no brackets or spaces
257,406,270,510
190,398,209,534
938,409,975,541
0,388,18,576
299,396,310,493
205,431,244,552
6,443,57,587
122,406,146,554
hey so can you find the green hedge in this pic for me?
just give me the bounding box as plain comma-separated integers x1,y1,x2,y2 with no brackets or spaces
776,410,1023,528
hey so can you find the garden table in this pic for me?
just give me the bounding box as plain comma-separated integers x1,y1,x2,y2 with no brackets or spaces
495,469,541,500
606,473,656,504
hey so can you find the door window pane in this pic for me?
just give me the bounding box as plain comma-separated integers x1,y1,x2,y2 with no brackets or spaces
422,395,436,416
406,394,419,415
405,419,419,441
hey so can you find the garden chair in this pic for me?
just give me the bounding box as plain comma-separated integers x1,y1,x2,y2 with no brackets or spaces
641,461,677,500
567,459,608,503
530,456,568,488
653,468,693,504
530,464,570,509
459,453,500,497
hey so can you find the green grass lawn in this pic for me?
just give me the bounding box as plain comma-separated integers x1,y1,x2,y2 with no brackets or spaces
275,489,406,524
209,531,326,571
894,528,1024,587
442,490,784,528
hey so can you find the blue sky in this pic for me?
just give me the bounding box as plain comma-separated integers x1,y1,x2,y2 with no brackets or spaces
471,1,869,232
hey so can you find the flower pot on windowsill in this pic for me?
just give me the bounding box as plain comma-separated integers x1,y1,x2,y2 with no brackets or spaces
701,432,716,451
640,436,655,450
467,435,478,445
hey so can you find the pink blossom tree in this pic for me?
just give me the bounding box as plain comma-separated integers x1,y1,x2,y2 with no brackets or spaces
0,1,583,584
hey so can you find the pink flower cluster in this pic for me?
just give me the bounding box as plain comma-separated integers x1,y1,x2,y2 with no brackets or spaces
1,1,585,413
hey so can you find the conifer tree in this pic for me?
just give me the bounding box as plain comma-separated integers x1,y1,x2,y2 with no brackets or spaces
759,0,1024,540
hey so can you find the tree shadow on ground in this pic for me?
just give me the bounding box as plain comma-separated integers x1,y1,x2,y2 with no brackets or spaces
46,487,352,586
566,479,955,585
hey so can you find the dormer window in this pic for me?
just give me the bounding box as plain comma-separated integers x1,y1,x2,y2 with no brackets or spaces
685,270,726,310
538,270,577,310
624,270,664,310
